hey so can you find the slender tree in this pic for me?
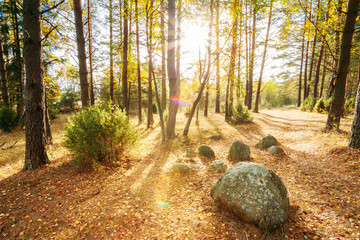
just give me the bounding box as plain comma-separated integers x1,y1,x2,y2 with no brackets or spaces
122,0,129,115
254,0,272,113
247,5,256,110
161,0,167,110
166,0,179,139
297,0,307,107
0,30,10,107
87,0,95,105
146,0,154,128
135,0,142,123
215,0,220,113
73,0,89,107
326,0,359,129
23,0,49,169
109,0,114,102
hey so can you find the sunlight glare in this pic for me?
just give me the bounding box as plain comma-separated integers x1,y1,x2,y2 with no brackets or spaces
182,22,209,52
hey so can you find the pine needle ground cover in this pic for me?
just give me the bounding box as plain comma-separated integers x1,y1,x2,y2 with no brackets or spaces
0,107,359,239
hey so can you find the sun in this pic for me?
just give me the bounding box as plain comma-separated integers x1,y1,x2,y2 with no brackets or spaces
182,21,209,53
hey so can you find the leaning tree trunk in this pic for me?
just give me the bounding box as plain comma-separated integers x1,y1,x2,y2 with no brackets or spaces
73,0,89,108
254,0,272,113
326,0,359,129
23,0,49,170
166,0,180,139
0,31,10,107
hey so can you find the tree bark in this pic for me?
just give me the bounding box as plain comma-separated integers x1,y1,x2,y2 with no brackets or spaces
320,50,327,98
0,31,10,107
109,0,114,103
215,0,220,113
23,0,49,170
247,6,256,110
135,0,142,124
122,0,129,115
254,0,272,113
161,0,167,111
73,0,89,108
326,0,359,129
146,0,154,128
87,0,95,105
166,0,180,139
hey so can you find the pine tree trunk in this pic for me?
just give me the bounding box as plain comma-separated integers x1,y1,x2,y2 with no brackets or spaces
23,0,49,170
73,0,89,108
215,0,220,113
297,1,307,107
146,1,154,128
326,0,359,129
0,31,10,107
135,0,142,124
247,7,256,110
166,0,179,139
109,0,114,103
87,0,95,105
122,0,129,115
161,1,167,111
320,50,327,98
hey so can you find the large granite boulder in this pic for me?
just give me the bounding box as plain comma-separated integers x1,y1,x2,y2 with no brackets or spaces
256,134,277,149
268,146,284,154
210,162,289,231
198,144,215,159
171,163,191,174
228,141,250,162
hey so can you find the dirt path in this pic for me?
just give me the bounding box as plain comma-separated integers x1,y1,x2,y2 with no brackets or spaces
0,108,359,239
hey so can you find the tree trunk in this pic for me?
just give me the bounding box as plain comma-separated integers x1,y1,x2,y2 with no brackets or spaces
23,0,49,170
244,0,249,106
73,0,89,108
215,0,220,113
349,81,360,148
87,0,95,105
146,0,154,128
326,0,359,129
176,0,182,81
297,1,307,107
166,0,180,139
109,0,114,103
161,0,167,111
152,70,166,141
122,0,129,115
254,0,272,113
44,92,52,144
0,31,10,107
320,50,327,98
135,0,142,124
247,6,256,110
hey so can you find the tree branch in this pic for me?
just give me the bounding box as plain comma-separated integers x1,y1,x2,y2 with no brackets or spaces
41,0,65,15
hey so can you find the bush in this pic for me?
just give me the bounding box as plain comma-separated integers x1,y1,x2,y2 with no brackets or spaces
48,108,59,120
314,98,327,113
152,103,158,114
300,97,317,112
230,101,253,124
64,104,137,169
0,107,19,132
345,97,355,114
58,89,80,110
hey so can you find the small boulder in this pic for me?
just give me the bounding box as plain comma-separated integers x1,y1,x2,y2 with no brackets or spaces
211,162,289,231
256,134,277,149
198,144,215,159
171,163,191,174
186,148,195,157
210,134,221,140
209,160,228,172
228,140,250,162
268,146,284,154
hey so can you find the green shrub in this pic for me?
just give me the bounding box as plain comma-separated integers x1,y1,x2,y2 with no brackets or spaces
48,108,59,120
314,98,327,113
152,103,158,114
64,104,137,169
58,89,80,110
345,97,355,114
0,107,19,132
300,97,317,112
230,101,253,124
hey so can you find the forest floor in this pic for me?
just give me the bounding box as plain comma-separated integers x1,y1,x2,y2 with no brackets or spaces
0,106,360,239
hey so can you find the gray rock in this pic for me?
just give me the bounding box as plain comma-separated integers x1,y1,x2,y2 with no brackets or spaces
186,148,195,157
256,134,277,149
210,162,289,231
268,146,284,154
228,141,250,162
191,164,202,171
209,160,228,172
198,144,215,159
210,134,221,140
171,163,191,174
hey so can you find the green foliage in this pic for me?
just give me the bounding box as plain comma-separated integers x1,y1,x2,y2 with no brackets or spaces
230,101,254,124
48,108,59,120
58,89,80,110
314,98,327,113
300,97,317,112
345,97,355,114
64,104,137,169
0,107,19,133
152,103,158,114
